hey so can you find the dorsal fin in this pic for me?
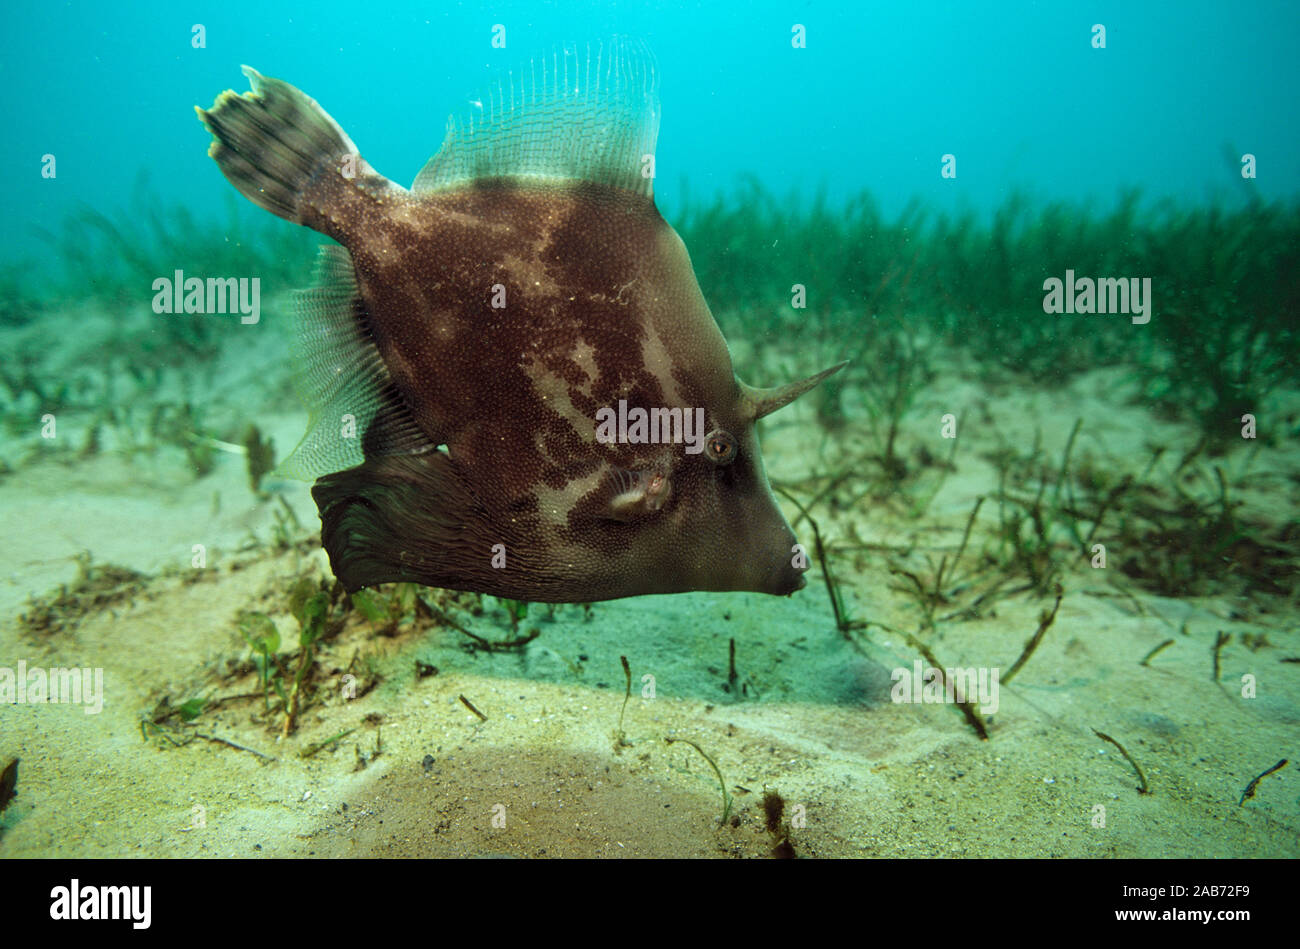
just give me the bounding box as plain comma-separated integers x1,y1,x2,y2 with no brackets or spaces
413,36,660,200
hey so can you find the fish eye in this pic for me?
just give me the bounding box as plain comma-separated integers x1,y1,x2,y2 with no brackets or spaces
703,429,737,466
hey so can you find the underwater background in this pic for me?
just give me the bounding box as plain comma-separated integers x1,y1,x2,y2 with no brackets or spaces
1,0,1297,858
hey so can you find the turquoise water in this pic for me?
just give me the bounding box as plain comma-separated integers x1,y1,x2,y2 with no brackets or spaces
1,2,1297,859
4,0,1299,265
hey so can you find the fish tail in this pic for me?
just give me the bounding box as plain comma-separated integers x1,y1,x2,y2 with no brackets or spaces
196,66,361,225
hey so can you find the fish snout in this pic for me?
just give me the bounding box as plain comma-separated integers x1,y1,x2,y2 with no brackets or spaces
759,553,800,592
738,516,807,596
759,542,809,596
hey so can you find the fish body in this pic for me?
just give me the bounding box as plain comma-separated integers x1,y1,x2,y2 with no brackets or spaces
198,39,843,602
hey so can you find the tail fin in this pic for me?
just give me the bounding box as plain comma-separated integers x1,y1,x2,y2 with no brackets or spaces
196,66,360,223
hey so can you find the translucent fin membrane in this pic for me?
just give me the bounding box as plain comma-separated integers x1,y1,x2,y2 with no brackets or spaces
413,36,660,199
277,245,432,480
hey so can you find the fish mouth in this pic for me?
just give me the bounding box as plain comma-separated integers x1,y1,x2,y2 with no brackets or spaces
771,565,808,596
755,549,808,596
736,514,808,596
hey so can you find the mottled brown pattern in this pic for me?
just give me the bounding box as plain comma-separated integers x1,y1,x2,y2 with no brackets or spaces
200,65,843,601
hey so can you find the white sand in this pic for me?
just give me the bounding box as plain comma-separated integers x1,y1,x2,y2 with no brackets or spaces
1,311,1296,857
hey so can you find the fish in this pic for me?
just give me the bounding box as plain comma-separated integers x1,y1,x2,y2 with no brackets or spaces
0,757,16,817
197,37,844,603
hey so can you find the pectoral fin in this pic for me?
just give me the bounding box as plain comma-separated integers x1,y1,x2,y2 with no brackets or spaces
602,466,672,522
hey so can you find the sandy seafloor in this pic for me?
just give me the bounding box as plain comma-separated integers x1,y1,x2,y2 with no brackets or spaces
1,301,1297,859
